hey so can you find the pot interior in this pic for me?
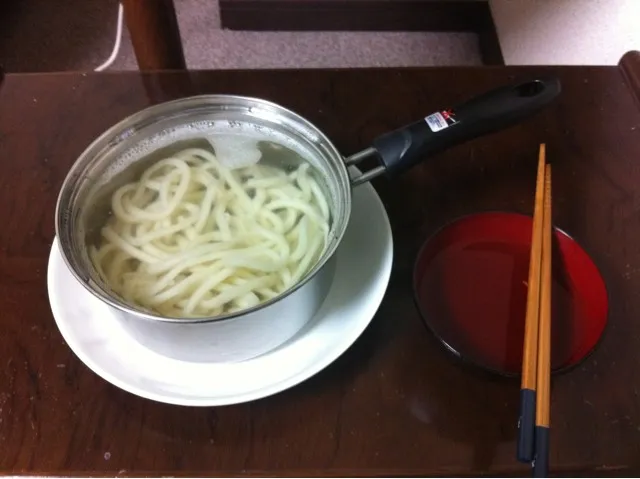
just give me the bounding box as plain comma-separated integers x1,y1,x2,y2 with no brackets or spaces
56,95,351,321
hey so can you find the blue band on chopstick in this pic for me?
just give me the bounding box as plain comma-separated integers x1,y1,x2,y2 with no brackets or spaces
533,425,550,477
517,388,536,463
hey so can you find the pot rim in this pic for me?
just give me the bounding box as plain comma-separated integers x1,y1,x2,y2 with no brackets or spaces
55,94,352,325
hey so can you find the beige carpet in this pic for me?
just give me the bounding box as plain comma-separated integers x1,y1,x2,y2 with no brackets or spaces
0,0,482,72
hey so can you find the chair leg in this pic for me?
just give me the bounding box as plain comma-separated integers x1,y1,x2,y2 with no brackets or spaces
122,0,186,70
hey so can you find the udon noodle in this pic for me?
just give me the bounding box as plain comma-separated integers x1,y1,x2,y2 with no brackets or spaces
89,145,330,318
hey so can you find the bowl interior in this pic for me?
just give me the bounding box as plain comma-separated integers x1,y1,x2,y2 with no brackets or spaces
413,212,608,376
56,95,351,321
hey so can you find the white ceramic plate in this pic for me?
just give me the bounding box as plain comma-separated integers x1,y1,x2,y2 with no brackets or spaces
47,181,393,406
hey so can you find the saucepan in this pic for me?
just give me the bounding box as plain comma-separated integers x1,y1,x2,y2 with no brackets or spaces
55,78,561,363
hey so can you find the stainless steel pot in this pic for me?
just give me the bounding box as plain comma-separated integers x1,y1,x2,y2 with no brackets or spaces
55,78,561,363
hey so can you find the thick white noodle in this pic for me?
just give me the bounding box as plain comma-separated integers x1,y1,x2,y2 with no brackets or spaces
90,146,330,318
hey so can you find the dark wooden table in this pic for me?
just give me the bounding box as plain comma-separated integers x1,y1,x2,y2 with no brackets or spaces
1,53,640,477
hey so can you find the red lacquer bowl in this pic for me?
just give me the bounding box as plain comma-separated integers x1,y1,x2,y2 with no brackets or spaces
413,212,609,376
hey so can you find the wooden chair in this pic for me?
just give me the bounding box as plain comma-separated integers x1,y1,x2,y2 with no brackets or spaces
122,0,186,70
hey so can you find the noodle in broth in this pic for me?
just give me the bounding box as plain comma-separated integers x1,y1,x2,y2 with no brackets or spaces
90,146,330,318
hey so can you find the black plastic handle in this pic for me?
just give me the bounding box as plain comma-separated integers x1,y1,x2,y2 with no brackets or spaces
371,77,562,176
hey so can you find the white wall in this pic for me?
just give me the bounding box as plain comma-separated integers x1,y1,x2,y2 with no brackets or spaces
490,0,640,65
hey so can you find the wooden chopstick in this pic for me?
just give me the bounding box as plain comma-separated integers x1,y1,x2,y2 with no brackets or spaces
515,144,553,476
533,163,552,478
517,144,547,463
